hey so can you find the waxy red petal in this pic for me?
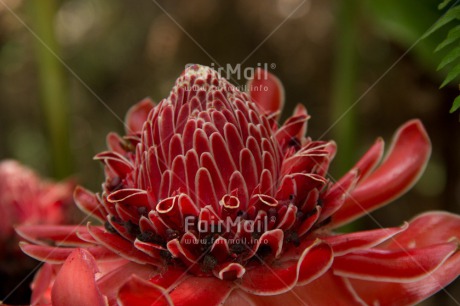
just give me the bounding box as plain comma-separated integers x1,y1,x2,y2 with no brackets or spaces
107,188,150,208
51,249,106,306
238,239,332,295
214,262,246,280
322,223,408,256
348,252,460,305
342,137,384,184
94,151,134,178
382,211,460,249
344,211,460,304
246,270,364,305
118,275,173,306
168,276,235,306
332,120,431,227
16,225,91,247
333,242,457,282
88,225,161,266
74,186,105,222
97,262,157,305
247,68,284,116
20,242,118,263
125,97,154,134
31,263,54,305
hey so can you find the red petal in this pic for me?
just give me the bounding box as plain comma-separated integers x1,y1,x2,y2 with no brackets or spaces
292,104,309,139
382,211,460,249
319,170,358,222
322,223,407,256
333,242,457,282
20,242,118,263
247,68,284,116
275,114,309,149
74,186,105,222
166,238,199,272
118,275,173,306
16,225,91,247
31,263,54,305
88,225,161,266
224,290,255,306
342,212,460,304
348,252,460,305
244,229,284,260
51,249,106,306
195,168,218,210
106,132,126,155
125,98,154,134
168,276,234,306
332,120,431,227
97,262,156,304
107,188,150,209
245,270,364,305
214,263,246,281
297,206,321,237
342,137,384,184
238,239,332,295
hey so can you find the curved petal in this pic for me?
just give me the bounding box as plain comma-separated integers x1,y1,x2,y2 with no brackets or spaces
331,120,431,228
74,186,105,222
125,97,155,134
16,225,91,247
292,104,309,139
97,262,158,305
20,242,118,263
224,290,257,306
322,223,408,256
348,252,460,305
237,240,332,295
214,263,246,281
168,276,234,306
343,211,460,304
31,263,54,305
51,249,106,306
106,132,126,155
88,225,161,266
381,211,460,250
333,242,457,282
244,270,365,306
335,137,384,186
118,275,173,306
247,68,284,117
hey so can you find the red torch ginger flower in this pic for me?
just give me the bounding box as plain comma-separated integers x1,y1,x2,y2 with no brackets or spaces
0,160,73,250
18,65,460,305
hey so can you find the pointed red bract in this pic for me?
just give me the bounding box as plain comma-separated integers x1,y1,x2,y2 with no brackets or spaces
125,97,155,134
331,120,431,227
247,68,284,116
51,249,106,306
118,275,172,306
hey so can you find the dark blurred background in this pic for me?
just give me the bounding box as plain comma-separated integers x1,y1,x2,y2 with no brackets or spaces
0,0,459,305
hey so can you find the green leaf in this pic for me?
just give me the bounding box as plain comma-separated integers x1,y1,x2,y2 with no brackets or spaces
436,24,460,51
439,0,453,10
450,94,460,112
440,62,460,87
437,46,460,70
424,5,460,38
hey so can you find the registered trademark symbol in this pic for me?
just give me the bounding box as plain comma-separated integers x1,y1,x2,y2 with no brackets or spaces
270,63,276,69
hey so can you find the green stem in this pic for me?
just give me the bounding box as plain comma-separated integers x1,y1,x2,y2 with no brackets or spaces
331,1,359,176
28,0,72,179
331,2,359,232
